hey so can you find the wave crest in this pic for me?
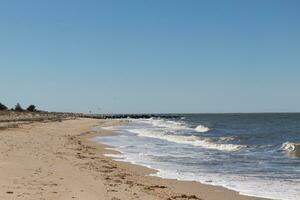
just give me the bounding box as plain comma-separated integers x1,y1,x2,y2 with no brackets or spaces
136,118,188,130
128,129,243,151
195,125,210,133
281,142,300,152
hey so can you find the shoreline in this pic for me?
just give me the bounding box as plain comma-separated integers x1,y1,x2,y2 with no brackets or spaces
85,119,271,200
0,118,271,200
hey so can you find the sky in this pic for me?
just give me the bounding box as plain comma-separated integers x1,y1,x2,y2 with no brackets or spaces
0,0,300,114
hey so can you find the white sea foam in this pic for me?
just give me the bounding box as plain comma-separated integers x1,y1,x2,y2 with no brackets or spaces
128,129,243,151
94,117,300,200
195,125,210,132
103,153,124,159
154,169,300,200
281,142,300,157
102,144,300,200
134,118,210,133
219,136,235,142
127,118,242,151
281,142,300,152
105,147,119,151
136,118,188,130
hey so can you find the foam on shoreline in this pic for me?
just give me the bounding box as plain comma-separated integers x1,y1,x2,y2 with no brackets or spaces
93,117,300,200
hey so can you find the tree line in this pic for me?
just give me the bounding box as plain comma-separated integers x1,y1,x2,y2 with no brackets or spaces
0,102,37,112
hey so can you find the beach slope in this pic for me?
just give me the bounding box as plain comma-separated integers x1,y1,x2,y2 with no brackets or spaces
0,118,269,200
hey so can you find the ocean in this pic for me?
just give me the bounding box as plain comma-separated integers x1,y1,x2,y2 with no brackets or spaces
93,113,300,200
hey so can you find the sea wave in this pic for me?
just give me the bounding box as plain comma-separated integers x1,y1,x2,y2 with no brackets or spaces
136,118,189,130
128,129,243,151
195,125,210,133
135,118,211,134
95,115,300,200
281,142,300,154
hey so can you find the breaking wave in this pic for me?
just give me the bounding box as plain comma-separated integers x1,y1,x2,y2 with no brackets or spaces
195,125,210,133
135,118,189,130
135,118,210,133
128,129,243,151
281,142,300,152
281,142,300,155
94,114,300,200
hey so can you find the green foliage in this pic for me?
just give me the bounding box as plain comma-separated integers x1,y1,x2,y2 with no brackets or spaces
0,102,8,110
27,105,36,112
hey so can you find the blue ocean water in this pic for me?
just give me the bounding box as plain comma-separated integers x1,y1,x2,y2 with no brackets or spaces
94,114,300,200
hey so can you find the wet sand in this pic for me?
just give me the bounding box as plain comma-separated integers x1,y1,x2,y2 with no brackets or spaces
0,118,270,200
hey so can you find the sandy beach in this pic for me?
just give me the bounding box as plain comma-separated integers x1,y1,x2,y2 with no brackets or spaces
1,1,299,199
0,117,270,200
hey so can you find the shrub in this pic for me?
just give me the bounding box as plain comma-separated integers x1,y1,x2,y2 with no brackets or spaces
27,105,36,112
14,103,24,112
0,102,8,111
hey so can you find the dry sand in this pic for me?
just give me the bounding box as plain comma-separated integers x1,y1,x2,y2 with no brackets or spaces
0,118,270,200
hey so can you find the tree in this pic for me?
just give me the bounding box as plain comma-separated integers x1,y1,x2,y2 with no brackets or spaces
27,105,36,112
14,103,24,112
0,102,8,111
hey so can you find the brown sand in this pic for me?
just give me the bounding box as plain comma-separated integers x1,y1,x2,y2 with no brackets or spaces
0,118,270,200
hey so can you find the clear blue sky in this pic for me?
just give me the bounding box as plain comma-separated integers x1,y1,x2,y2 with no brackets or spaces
1,0,299,113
